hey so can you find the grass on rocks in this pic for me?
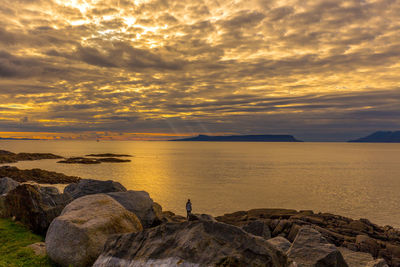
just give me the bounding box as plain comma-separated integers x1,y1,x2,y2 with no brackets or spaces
0,218,54,267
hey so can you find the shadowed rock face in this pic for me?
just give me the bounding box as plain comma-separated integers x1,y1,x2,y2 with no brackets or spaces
3,184,72,234
242,220,272,240
338,247,374,267
0,166,80,184
0,177,20,195
106,191,163,228
267,236,292,254
216,209,399,266
46,194,143,267
0,150,62,164
93,220,289,267
287,226,348,267
64,179,127,199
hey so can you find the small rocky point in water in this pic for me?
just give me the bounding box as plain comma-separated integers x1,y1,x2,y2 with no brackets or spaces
0,150,62,164
85,153,132,157
57,157,131,164
0,166,80,184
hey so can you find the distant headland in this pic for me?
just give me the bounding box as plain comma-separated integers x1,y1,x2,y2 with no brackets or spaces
349,131,400,143
170,134,303,142
0,137,41,140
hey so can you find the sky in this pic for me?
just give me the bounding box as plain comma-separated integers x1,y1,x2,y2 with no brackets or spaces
0,0,399,141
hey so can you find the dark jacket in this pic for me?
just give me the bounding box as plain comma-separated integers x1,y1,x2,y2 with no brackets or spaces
186,201,192,212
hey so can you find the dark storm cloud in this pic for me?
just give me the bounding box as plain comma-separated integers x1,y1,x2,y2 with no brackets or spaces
0,0,399,140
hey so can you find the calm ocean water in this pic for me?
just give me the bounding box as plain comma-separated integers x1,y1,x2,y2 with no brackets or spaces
1,140,400,227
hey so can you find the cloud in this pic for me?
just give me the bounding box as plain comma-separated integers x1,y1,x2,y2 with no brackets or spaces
0,0,399,140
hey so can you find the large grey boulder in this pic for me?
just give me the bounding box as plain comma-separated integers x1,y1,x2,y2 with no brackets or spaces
64,179,126,199
46,194,142,267
0,177,19,195
267,236,292,253
339,247,388,267
338,247,373,267
287,226,348,267
93,220,289,267
106,190,162,228
3,184,72,234
242,220,272,239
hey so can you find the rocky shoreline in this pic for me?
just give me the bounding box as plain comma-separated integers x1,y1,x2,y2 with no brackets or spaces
0,149,133,165
0,150,62,164
0,168,398,266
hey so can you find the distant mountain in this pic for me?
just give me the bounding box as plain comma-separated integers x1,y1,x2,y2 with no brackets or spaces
170,134,302,142
0,137,40,140
349,131,400,143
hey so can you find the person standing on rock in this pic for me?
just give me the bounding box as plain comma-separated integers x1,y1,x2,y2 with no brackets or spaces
186,199,192,219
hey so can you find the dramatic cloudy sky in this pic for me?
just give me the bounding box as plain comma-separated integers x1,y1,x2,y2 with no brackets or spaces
0,0,399,141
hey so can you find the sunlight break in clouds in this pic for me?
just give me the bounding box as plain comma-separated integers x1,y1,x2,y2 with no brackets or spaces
0,0,399,141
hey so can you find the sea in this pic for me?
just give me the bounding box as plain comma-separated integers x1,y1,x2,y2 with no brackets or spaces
1,140,400,227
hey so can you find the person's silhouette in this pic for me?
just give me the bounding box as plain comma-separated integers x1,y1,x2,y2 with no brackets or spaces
186,199,192,219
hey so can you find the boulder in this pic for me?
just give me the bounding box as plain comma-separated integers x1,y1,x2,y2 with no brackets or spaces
355,235,380,257
272,219,292,236
64,179,126,199
287,226,348,267
106,190,162,228
152,202,164,221
366,259,389,267
28,242,47,256
188,212,199,221
242,220,272,240
162,211,186,223
39,186,60,195
0,177,20,195
3,184,72,234
338,247,373,267
45,194,142,267
196,213,217,221
93,220,289,267
267,236,292,253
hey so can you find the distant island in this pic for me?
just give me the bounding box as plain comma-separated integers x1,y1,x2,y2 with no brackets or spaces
170,134,302,142
0,137,41,140
349,131,400,143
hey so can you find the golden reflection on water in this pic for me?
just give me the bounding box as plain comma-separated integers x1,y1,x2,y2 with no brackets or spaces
1,140,400,227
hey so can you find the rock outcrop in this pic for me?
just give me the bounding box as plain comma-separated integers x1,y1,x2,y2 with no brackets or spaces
0,166,80,184
0,177,20,195
58,157,130,164
46,194,142,267
287,226,348,267
93,220,289,267
57,157,101,164
3,184,72,234
338,247,376,267
86,153,132,157
242,220,272,239
216,209,398,266
267,236,292,254
162,210,186,223
106,190,163,228
64,179,127,199
0,150,62,163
